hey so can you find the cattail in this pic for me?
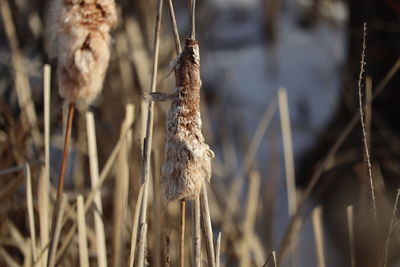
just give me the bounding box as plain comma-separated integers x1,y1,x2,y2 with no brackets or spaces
161,38,214,201
47,0,117,102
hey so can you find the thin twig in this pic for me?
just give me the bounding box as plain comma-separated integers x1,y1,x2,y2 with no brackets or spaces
137,0,164,265
180,200,186,267
357,22,377,219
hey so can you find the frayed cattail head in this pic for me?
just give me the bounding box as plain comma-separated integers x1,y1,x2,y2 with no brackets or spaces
162,38,214,201
47,0,117,102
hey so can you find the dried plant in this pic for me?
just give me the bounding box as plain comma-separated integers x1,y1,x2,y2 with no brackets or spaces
47,0,117,102
157,37,214,201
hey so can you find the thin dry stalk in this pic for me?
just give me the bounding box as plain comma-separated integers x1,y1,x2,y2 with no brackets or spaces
278,88,297,216
277,57,400,263
38,64,51,267
128,185,145,267
347,205,355,267
383,189,400,267
137,223,148,267
365,76,372,147
215,232,221,267
278,87,299,267
25,164,38,264
77,195,89,267
192,197,201,267
312,206,326,267
47,194,67,267
167,0,182,54
137,0,164,264
180,199,186,267
240,171,261,267
57,102,75,194
357,22,377,219
86,111,108,267
200,185,216,267
112,104,135,267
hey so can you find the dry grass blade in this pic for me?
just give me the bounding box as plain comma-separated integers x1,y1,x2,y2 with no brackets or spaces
312,206,326,267
383,189,400,267
25,164,38,263
215,232,221,267
77,195,89,267
240,171,261,267
137,0,164,264
347,205,355,267
357,22,377,219
112,104,135,267
277,57,400,263
201,185,216,267
192,197,201,267
38,64,51,267
46,194,67,267
86,111,108,267
128,185,145,267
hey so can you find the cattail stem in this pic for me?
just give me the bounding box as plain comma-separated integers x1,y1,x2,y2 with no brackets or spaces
180,199,186,267
192,197,201,267
167,0,181,54
57,102,75,195
190,0,196,39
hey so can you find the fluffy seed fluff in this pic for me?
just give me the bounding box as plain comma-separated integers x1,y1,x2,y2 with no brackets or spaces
162,38,214,201
47,0,117,102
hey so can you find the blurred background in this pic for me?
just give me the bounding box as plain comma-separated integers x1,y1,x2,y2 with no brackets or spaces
0,0,399,266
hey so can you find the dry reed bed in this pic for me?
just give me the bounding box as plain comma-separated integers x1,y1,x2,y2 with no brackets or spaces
1,0,400,267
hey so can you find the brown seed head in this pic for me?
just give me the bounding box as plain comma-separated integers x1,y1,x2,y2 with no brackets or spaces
47,0,117,102
162,38,214,201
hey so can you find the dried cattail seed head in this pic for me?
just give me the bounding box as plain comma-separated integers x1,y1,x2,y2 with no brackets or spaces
47,0,117,102
162,38,214,201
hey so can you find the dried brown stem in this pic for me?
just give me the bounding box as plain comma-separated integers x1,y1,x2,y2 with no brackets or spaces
57,102,75,195
192,197,201,267
201,185,216,267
